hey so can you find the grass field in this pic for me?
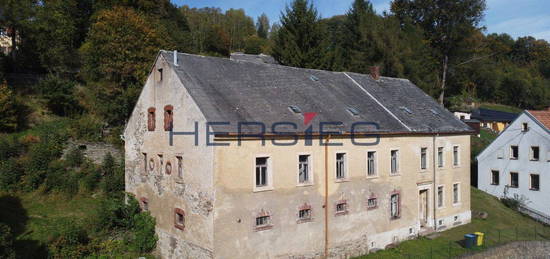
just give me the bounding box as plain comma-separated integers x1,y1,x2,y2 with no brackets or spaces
357,188,550,258
0,191,102,258
479,103,523,114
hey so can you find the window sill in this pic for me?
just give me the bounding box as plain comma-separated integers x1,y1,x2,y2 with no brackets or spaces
452,202,461,207
452,165,461,169
253,186,274,193
296,182,314,187
490,183,499,186
508,186,518,189
366,175,379,179
254,225,273,232
335,211,348,216
174,224,185,231
390,216,401,221
419,169,428,173
335,179,350,183
510,158,518,160
529,188,540,191
389,173,401,177
297,218,313,224
530,159,540,162
437,206,445,210
367,206,378,211
175,178,184,184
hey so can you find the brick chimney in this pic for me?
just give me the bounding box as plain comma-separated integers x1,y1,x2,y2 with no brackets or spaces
370,66,380,80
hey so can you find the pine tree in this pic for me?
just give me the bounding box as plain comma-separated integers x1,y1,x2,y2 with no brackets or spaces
272,0,329,69
256,13,270,39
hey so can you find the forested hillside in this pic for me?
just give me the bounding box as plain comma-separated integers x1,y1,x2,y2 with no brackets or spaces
0,0,549,257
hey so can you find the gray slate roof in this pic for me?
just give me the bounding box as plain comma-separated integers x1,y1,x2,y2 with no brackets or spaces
160,51,472,135
230,52,279,65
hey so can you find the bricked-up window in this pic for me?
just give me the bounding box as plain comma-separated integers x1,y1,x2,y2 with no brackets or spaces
143,153,147,173
530,174,540,191
176,156,183,178
298,155,310,183
420,147,427,170
158,154,163,174
531,146,540,161
335,200,348,215
437,186,444,208
390,150,399,174
390,193,400,219
164,105,173,131
510,172,519,188
336,153,346,179
147,107,156,131
255,157,268,187
491,170,500,185
367,151,376,176
165,161,172,175
510,146,519,159
140,197,149,211
174,208,185,230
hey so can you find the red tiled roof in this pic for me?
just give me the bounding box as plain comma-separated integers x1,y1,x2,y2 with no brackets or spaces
528,109,550,130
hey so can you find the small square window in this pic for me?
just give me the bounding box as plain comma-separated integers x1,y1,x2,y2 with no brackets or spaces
174,208,185,230
335,201,348,215
510,146,519,160
510,172,519,188
255,214,272,231
367,197,377,210
522,123,529,132
298,208,312,222
530,174,540,191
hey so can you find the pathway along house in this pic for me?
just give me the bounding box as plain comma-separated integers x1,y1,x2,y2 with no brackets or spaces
124,51,474,258
477,109,550,223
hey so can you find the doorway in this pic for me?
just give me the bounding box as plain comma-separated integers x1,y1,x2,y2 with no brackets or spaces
419,189,429,227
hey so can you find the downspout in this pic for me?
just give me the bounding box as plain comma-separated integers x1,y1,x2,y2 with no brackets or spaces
324,134,331,258
432,133,439,231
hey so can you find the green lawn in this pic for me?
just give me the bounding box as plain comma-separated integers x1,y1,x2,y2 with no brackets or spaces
0,191,102,258
357,188,550,258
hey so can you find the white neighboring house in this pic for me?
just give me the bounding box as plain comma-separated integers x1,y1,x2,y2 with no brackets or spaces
477,109,550,220
453,112,471,120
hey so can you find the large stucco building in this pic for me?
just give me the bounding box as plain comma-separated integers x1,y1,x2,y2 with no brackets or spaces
477,109,550,223
124,51,473,258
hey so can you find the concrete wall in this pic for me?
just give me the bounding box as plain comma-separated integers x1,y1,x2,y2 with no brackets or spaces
124,55,214,259
213,134,471,258
478,112,550,216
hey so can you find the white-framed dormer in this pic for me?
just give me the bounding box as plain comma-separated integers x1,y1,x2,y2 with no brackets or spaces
253,154,273,192
366,149,378,179
296,152,314,187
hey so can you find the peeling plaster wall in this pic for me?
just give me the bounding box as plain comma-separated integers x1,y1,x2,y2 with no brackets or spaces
124,55,214,259
213,135,471,258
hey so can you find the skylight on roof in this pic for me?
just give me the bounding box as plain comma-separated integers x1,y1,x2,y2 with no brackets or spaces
347,107,360,116
430,109,439,115
310,75,319,82
288,105,302,114
400,106,412,114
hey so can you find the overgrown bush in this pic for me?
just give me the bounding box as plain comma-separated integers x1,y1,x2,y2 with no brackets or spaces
501,194,529,210
69,115,103,142
48,221,91,258
0,81,29,132
127,212,157,253
94,195,141,232
43,161,80,196
0,223,16,259
65,147,84,168
100,153,125,195
37,75,82,116
0,135,24,161
0,158,23,191
81,162,101,191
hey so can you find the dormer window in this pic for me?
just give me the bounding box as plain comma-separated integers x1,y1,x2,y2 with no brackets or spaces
164,105,173,131
147,107,156,131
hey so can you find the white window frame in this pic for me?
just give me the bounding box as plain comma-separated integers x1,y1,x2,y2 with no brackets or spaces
390,149,400,175
530,146,540,161
420,147,428,171
390,193,400,219
335,152,348,181
297,153,313,186
530,173,540,191
452,145,460,167
366,150,378,178
437,185,445,209
510,145,519,160
452,183,461,206
253,155,273,192
437,147,444,168
491,169,500,185
509,172,519,188
497,149,504,159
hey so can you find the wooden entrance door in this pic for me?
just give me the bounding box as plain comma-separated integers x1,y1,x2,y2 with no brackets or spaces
419,190,428,227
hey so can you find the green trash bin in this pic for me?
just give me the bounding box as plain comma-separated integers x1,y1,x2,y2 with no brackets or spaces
464,234,476,249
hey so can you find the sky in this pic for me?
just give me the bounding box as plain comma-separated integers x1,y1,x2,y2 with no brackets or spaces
171,0,550,41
